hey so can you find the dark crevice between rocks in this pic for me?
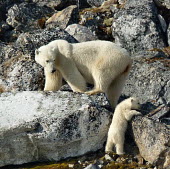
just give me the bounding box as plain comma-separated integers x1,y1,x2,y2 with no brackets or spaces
26,122,44,134
150,2,169,47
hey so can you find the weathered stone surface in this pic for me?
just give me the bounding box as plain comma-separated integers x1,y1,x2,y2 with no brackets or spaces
0,43,16,64
154,0,170,9
65,24,98,42
6,2,54,31
168,24,170,46
79,7,114,40
87,0,105,7
112,0,166,54
131,116,170,168
46,5,78,29
0,28,77,92
32,0,68,9
123,55,170,113
158,14,167,33
0,91,111,167
32,0,90,10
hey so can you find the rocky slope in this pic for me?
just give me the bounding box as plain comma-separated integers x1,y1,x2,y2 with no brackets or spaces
0,0,170,168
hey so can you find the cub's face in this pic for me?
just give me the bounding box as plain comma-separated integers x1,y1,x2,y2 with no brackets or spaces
35,46,57,73
129,97,141,110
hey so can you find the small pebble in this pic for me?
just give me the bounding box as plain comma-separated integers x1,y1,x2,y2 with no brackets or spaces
105,154,114,161
68,164,74,168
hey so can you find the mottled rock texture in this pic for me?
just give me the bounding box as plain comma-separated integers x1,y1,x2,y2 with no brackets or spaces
112,0,167,54
132,116,170,168
123,56,170,112
65,24,98,42
0,91,111,167
46,5,78,29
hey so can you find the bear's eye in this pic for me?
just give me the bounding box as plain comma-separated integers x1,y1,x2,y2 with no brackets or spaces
46,60,50,63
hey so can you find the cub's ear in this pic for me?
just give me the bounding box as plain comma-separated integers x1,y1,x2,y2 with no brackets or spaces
130,97,134,102
35,49,40,55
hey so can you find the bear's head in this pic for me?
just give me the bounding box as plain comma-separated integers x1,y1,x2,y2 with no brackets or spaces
35,45,57,74
35,40,72,74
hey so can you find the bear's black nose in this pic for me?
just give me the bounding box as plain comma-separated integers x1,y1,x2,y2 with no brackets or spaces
51,69,56,73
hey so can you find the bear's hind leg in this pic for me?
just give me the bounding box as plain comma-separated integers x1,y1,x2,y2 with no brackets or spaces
106,73,129,109
85,70,114,95
105,138,114,152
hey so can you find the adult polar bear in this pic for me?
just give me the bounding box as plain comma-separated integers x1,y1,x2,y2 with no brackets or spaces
35,40,132,108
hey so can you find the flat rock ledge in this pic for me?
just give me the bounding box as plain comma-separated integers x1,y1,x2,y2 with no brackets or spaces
0,91,111,167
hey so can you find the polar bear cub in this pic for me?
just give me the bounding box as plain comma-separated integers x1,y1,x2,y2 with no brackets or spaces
35,40,132,108
105,97,141,155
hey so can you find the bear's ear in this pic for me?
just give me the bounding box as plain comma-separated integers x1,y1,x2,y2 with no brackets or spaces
57,40,72,58
35,49,40,55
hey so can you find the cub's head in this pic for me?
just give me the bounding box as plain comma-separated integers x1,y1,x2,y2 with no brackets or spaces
128,97,141,110
122,97,141,110
35,45,57,73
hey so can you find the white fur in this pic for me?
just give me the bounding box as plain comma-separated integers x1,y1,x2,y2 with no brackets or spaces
35,40,132,108
105,97,141,155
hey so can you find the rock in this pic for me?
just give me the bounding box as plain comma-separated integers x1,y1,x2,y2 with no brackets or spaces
154,0,170,9
0,28,77,92
105,154,114,161
65,24,98,42
6,2,54,32
168,24,170,46
32,0,90,10
123,55,170,114
112,0,166,54
46,5,78,29
0,91,111,167
131,116,170,168
32,0,68,9
15,27,77,58
79,7,114,40
118,0,126,5
87,0,105,7
84,164,100,169
0,0,21,21
0,43,16,64
163,0,170,9
158,14,167,33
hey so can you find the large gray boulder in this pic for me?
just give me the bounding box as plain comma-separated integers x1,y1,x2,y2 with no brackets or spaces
131,116,170,168
46,5,78,29
65,24,98,42
6,2,54,32
123,55,170,112
112,0,166,54
0,91,111,167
